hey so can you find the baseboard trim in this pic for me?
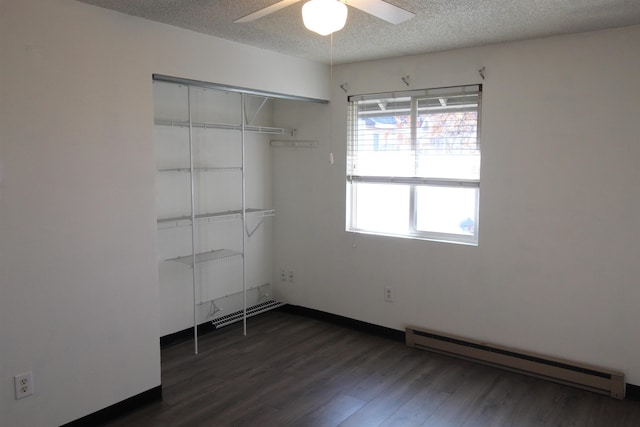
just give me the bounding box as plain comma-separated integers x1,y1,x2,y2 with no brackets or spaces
277,304,405,342
626,383,640,401
277,305,640,401
160,321,218,349
61,385,162,427
162,306,639,402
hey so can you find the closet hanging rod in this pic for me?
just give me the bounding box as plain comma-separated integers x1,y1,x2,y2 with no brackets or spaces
153,74,329,104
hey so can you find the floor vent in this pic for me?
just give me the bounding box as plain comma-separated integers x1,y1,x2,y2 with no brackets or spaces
406,326,625,399
211,300,286,329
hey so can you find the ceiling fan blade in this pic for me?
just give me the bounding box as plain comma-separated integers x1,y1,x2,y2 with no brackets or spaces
234,0,304,23
345,0,415,25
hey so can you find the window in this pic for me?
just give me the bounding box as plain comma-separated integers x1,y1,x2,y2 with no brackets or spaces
346,84,481,245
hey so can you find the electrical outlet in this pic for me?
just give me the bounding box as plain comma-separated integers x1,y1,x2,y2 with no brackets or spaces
14,371,33,399
288,270,295,283
280,268,287,282
384,286,393,302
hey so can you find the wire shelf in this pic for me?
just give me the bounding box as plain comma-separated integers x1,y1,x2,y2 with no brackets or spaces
210,300,287,329
157,208,275,229
155,118,295,136
157,167,242,173
168,249,242,268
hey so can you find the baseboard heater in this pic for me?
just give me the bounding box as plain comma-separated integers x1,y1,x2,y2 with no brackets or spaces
406,326,625,399
211,300,286,329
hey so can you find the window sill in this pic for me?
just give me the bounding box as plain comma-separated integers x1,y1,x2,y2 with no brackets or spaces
347,228,478,246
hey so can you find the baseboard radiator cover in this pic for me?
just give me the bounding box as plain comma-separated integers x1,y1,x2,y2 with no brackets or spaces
406,326,625,399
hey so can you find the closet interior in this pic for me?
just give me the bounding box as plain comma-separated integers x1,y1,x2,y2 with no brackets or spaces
153,75,317,353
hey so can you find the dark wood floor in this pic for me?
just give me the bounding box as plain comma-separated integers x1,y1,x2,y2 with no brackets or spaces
106,310,640,426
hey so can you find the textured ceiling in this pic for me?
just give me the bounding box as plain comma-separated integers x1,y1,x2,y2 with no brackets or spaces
78,0,640,64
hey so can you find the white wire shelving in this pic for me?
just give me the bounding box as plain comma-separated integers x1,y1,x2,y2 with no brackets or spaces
157,208,275,230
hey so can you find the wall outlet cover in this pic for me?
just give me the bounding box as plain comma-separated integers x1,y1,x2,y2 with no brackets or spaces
14,372,33,399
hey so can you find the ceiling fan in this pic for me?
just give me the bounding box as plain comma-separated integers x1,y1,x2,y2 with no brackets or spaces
235,0,415,35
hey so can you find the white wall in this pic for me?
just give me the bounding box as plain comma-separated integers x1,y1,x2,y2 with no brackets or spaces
0,0,327,425
273,25,640,384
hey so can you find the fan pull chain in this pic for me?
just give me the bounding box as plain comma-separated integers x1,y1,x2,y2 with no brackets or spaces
329,32,335,165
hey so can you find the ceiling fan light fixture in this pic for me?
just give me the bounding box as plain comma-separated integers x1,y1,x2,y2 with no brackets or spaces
302,0,348,36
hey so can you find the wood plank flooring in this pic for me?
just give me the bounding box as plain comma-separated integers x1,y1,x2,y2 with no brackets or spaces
105,310,640,426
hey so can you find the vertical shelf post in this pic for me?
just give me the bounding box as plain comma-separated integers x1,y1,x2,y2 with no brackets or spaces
241,94,248,336
188,86,198,355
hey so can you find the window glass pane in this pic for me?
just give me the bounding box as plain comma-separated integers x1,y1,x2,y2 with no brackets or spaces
416,110,480,180
416,186,478,235
352,183,410,234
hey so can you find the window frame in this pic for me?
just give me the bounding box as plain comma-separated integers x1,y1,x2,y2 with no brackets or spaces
346,84,482,245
